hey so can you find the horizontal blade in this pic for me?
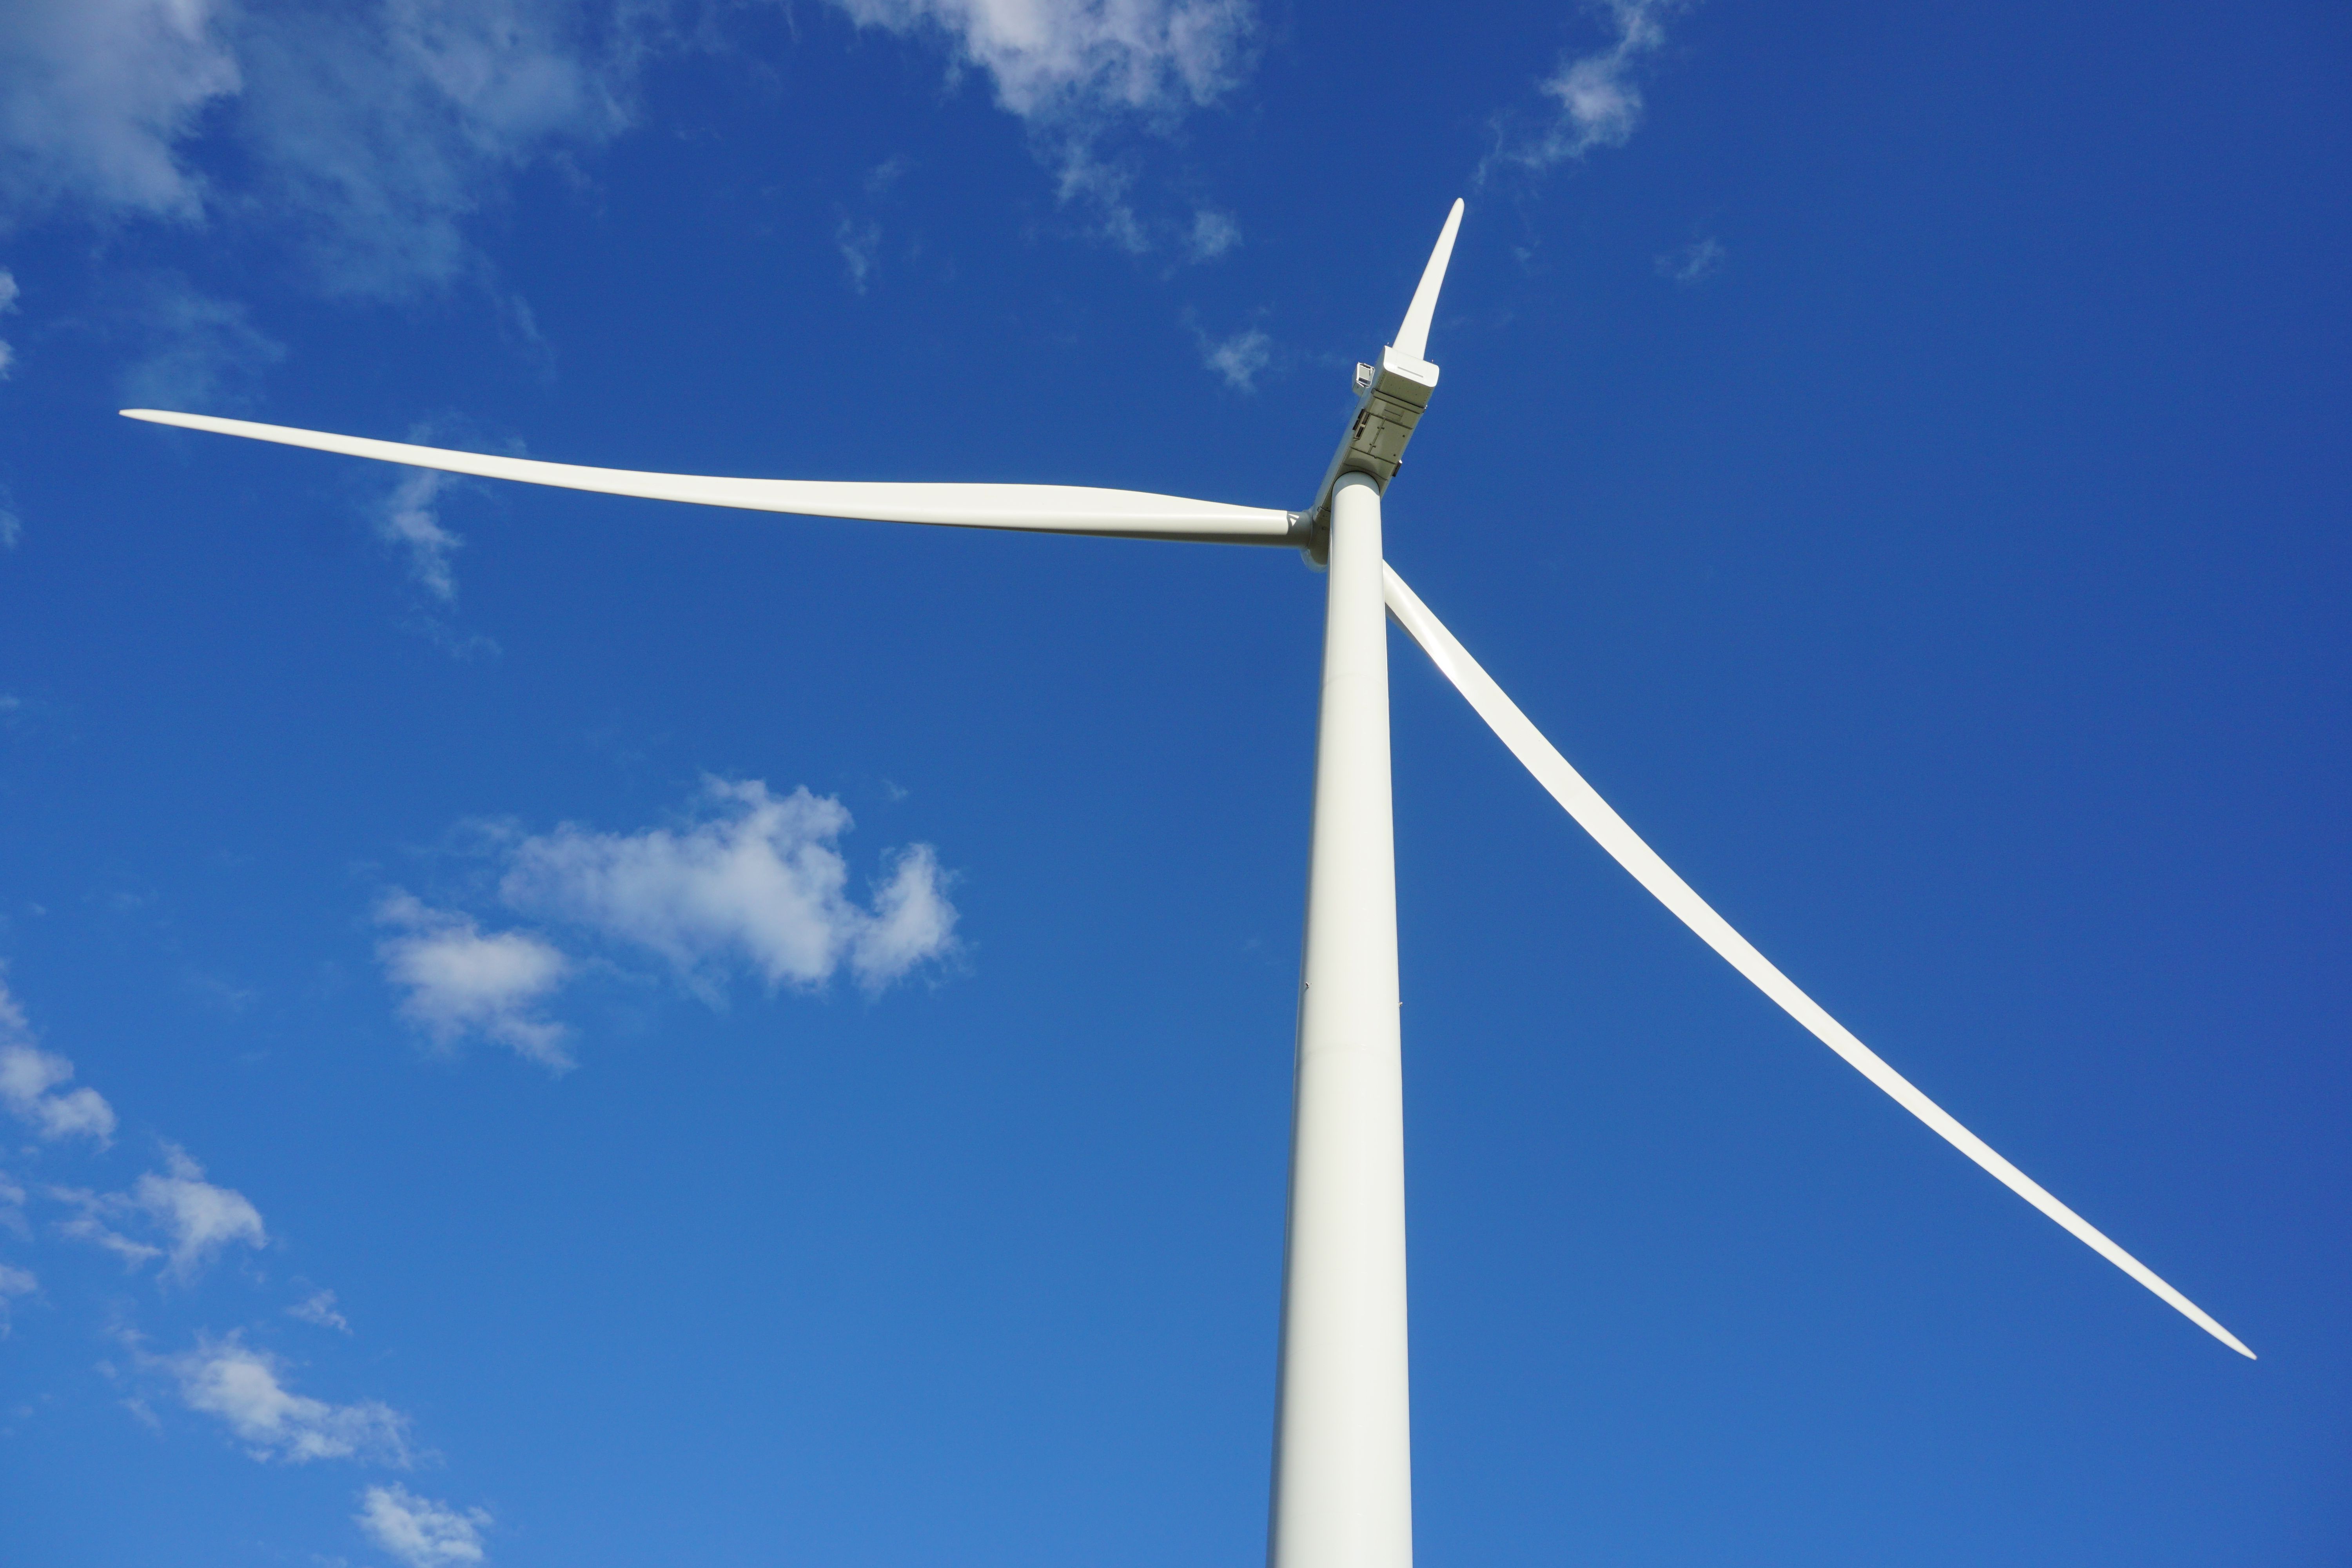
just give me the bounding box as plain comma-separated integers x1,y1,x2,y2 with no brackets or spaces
1392,198,1464,364
121,410,1300,545
1383,562,2253,1359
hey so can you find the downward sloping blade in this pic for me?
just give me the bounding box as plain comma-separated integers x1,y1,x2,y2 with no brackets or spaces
120,410,1297,544
1383,563,2253,1358
1392,199,1465,363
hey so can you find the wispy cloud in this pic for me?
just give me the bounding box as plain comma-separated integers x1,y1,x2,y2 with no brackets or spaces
375,780,956,1066
375,892,572,1070
1656,234,1723,283
1185,207,1239,261
376,469,465,603
130,1145,267,1279
0,1258,33,1301
230,0,648,299
501,777,958,995
0,0,662,300
359,1485,492,1568
0,976,117,1146
167,1332,412,1464
289,1288,351,1334
830,0,1256,253
1198,325,1269,390
118,276,285,410
829,0,1252,121
0,268,18,378
1486,0,1681,176
0,0,241,222
54,1144,268,1281
837,214,882,294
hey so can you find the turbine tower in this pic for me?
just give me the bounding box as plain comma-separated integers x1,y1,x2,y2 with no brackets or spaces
121,198,2249,1567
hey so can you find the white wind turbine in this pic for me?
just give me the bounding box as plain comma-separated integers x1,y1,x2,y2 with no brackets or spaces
124,199,2250,1568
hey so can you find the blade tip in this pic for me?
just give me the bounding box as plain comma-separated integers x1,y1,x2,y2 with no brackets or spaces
2196,1317,2256,1359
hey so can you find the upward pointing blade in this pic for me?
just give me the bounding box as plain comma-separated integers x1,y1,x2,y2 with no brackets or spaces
119,410,1298,544
1392,199,1465,363
1382,562,2254,1359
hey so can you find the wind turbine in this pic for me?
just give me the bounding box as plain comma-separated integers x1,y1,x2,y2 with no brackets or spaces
122,199,2250,1568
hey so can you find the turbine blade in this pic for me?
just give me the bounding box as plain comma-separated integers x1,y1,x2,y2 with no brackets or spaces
120,410,1299,544
1392,199,1465,363
1382,563,2254,1359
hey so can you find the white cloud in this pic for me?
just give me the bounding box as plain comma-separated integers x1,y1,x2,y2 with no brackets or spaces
376,891,571,1069
232,0,648,298
853,842,959,987
0,0,241,222
0,1171,28,1323
0,1048,116,1144
169,1332,412,1464
118,275,285,410
1656,234,1722,283
54,1144,268,1281
837,214,881,294
0,0,662,298
1185,206,1238,260
359,1485,492,1568
0,1256,32,1331
377,468,463,602
500,777,958,994
829,0,1251,122
133,1145,267,1279
1200,325,1268,390
0,978,117,1146
1052,142,1149,252
12,0,1252,299
289,1287,351,1333
0,267,17,379
51,1196,160,1269
830,0,1254,252
1490,0,1679,174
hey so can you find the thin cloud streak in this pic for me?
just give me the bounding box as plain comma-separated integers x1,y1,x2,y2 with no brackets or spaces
289,1288,352,1333
1656,234,1722,282
359,1484,493,1568
167,1332,413,1464
0,268,18,378
53,1145,269,1281
1485,0,1682,177
0,976,117,1146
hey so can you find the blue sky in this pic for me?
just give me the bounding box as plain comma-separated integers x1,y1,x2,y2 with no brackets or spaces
1,1,2346,1563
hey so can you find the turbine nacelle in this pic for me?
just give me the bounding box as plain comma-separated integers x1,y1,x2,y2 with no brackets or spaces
1301,197,1465,554
1308,344,1439,516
